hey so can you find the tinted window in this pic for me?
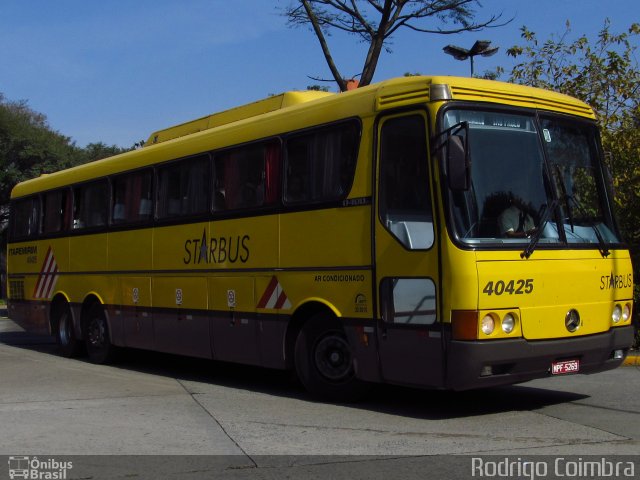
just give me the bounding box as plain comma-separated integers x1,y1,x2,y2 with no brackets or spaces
379,115,433,249
112,170,153,225
73,180,109,229
10,196,40,238
381,277,437,325
157,155,209,219
284,121,359,204
42,189,72,233
540,117,620,244
214,142,280,211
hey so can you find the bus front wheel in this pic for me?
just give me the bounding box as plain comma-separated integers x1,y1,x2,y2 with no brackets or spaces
84,304,116,364
294,313,368,402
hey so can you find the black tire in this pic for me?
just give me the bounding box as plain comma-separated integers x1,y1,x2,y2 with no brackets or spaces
294,313,369,402
84,303,116,364
54,302,82,358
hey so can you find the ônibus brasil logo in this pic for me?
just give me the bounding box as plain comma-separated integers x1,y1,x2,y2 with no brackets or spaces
8,456,73,480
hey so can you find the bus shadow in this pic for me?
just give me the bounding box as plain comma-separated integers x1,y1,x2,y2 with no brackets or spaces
89,346,594,420
1,331,589,420
111,349,592,420
0,329,56,347
362,383,589,420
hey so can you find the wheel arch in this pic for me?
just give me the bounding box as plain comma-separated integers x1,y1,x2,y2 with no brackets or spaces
284,300,342,368
49,292,72,336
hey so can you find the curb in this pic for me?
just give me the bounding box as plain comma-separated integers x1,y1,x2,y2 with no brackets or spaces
623,354,640,366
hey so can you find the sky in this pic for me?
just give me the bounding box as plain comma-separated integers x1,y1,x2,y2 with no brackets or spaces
0,0,637,148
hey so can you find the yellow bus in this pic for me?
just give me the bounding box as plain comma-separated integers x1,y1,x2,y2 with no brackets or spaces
6,76,634,400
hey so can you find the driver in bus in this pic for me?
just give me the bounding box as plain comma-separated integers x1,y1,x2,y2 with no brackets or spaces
498,195,537,238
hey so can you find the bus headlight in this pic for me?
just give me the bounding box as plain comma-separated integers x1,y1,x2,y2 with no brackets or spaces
622,303,631,322
481,315,495,335
502,313,516,334
612,304,622,324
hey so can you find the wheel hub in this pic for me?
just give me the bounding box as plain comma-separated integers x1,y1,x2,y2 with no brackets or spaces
88,320,104,347
314,334,353,382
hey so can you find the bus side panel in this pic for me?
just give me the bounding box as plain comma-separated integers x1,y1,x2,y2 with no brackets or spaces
110,229,153,348
279,207,371,268
67,233,117,341
69,233,108,273
119,277,153,350
209,276,260,365
278,206,378,380
154,276,211,358
8,237,70,335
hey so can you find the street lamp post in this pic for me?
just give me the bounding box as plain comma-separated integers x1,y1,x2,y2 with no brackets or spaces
443,40,499,77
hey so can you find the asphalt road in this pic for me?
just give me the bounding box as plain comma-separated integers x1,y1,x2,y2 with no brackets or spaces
1,315,638,479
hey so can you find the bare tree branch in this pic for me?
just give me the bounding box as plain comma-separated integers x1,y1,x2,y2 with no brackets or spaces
283,0,511,89
301,0,348,90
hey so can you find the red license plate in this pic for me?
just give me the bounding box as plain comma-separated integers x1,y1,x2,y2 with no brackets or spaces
551,359,580,375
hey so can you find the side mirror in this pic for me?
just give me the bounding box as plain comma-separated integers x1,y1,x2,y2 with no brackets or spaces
447,134,471,191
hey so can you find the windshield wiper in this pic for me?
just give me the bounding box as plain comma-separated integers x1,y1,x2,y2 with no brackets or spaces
521,198,558,259
554,165,575,232
565,194,611,257
521,194,611,259
553,164,610,257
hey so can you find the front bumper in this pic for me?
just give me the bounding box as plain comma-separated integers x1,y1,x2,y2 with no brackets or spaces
446,325,634,390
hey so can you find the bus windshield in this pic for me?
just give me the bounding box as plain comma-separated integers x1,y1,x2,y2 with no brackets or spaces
443,109,621,247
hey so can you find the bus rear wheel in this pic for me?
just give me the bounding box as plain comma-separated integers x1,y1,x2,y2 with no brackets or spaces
294,313,368,402
84,304,116,364
54,302,81,357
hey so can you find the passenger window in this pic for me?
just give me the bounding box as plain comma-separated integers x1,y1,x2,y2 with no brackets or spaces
284,121,359,204
42,189,72,233
214,142,280,211
112,170,153,224
10,196,40,238
157,155,209,219
73,180,109,229
379,115,434,249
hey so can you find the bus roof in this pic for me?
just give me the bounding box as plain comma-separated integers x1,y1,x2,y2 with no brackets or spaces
145,90,335,146
11,75,595,199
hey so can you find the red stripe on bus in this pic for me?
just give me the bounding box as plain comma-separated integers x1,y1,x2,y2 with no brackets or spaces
257,276,278,308
274,290,288,309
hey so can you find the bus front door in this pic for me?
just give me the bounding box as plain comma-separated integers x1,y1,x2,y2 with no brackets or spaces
374,112,444,388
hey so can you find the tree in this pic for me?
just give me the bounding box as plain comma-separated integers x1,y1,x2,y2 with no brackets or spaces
79,142,132,163
284,0,507,91
0,95,80,226
506,20,640,132
503,20,640,344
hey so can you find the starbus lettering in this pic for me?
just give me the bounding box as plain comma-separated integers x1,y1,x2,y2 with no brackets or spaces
600,272,632,290
183,229,250,265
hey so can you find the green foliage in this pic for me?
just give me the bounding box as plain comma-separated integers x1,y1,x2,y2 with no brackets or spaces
306,84,331,92
0,94,131,226
79,142,132,163
507,20,640,131
504,20,640,346
0,95,78,224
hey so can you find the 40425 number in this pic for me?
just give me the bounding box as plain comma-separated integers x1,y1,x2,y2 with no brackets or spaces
483,279,534,296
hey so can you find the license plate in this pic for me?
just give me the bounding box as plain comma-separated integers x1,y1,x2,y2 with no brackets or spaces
551,359,580,375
